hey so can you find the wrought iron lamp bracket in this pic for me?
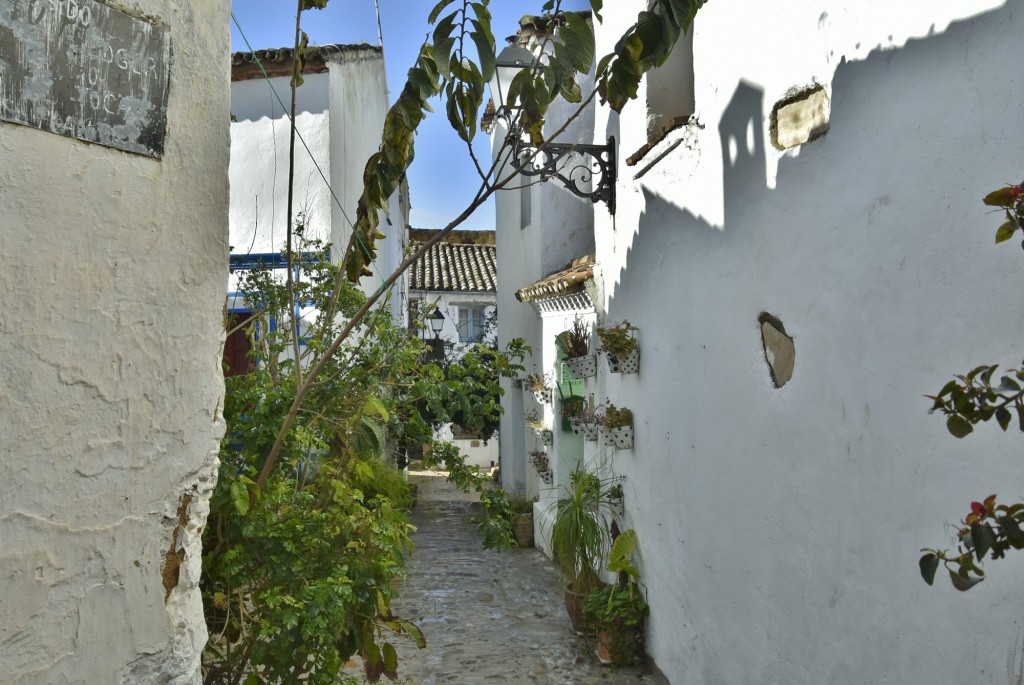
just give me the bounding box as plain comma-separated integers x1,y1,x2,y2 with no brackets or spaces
511,133,616,214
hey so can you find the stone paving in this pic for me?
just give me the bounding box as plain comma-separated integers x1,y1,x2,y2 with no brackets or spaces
377,471,669,685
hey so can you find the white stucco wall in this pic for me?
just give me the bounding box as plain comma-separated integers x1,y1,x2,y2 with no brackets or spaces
230,74,332,252
494,38,598,497
229,48,407,328
581,2,1024,683
0,1,229,683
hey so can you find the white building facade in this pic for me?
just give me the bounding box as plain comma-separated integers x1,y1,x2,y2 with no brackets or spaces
228,45,408,339
1,1,229,681
496,2,1024,683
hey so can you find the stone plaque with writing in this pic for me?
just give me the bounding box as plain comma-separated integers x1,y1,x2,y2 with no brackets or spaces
0,0,170,157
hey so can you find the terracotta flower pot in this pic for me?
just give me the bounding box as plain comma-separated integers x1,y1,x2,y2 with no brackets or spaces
512,513,534,547
563,585,589,636
594,619,642,666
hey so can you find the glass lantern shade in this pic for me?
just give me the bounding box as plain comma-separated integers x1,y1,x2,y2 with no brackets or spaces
488,43,536,116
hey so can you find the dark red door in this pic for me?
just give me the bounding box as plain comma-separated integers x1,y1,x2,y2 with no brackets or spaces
224,312,256,377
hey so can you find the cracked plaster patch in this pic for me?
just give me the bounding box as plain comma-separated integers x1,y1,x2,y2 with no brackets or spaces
770,84,829,150
759,312,795,388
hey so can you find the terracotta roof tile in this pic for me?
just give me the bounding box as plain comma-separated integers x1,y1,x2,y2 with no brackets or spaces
410,243,497,293
515,254,595,302
230,44,381,82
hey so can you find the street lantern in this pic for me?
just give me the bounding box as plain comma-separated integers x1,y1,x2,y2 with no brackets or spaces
429,308,446,339
486,40,617,213
488,43,537,118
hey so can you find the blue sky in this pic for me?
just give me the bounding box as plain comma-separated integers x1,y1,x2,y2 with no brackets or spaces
230,0,590,231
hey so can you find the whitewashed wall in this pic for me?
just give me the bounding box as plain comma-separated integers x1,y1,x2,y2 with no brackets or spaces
229,49,407,327
585,1,1024,683
0,1,229,682
495,42,597,497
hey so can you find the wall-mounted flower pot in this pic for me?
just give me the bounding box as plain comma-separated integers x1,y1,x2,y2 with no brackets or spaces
540,429,554,447
538,470,553,485
607,495,625,517
602,425,634,449
570,418,600,442
533,388,552,404
566,354,598,378
605,348,640,374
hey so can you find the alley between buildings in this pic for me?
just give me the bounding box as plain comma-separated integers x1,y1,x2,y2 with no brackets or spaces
375,472,668,684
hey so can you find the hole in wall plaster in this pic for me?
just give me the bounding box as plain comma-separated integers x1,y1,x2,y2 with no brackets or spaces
759,312,795,388
162,491,193,601
769,84,829,151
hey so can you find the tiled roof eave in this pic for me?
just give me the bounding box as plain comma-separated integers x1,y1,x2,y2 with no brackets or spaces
514,255,595,303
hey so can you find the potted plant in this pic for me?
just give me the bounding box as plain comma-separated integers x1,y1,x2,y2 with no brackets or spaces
550,471,608,634
525,409,545,434
606,483,625,516
529,450,553,485
597,321,640,374
540,429,554,446
601,403,634,449
570,469,600,494
582,529,648,666
560,395,585,431
569,395,603,442
557,317,597,378
526,372,552,403
509,495,536,547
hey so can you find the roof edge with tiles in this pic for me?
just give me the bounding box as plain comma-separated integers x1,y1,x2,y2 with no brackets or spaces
231,43,382,82
515,254,595,303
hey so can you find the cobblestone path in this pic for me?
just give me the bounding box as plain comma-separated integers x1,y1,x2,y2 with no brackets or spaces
382,472,669,685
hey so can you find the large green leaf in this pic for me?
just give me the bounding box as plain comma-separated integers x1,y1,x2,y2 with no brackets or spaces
230,479,249,515
918,553,939,585
428,0,456,24
971,522,995,560
995,218,1016,243
946,414,973,438
949,569,983,591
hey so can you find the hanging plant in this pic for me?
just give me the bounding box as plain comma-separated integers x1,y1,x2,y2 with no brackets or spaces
597,321,640,374
526,372,553,403
557,317,592,358
606,483,625,516
602,402,634,449
569,394,604,441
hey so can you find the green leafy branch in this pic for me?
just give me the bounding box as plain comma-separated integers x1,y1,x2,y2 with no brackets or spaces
983,182,1024,246
927,364,1024,438
921,184,1024,592
919,494,1024,591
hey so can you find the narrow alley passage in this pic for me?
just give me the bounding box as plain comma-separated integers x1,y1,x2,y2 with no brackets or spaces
382,472,669,685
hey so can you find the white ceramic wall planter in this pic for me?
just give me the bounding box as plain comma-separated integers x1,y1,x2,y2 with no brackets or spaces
607,496,625,517
605,348,640,374
570,418,600,441
602,425,634,449
566,354,598,378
